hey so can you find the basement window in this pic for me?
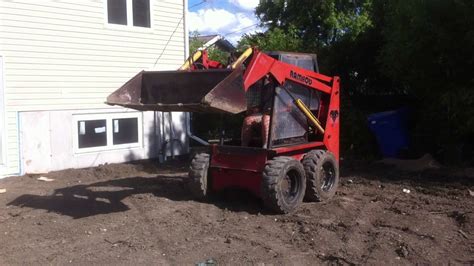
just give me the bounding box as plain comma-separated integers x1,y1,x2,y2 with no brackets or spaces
106,0,151,28
78,120,107,149
113,118,139,145
74,113,143,153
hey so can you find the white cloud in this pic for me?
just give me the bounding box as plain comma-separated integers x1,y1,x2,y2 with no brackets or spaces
188,8,263,44
188,8,236,33
229,0,259,11
236,12,255,29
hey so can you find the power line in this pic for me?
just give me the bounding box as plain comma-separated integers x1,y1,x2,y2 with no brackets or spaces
223,22,262,37
189,0,207,9
153,17,184,67
153,0,207,67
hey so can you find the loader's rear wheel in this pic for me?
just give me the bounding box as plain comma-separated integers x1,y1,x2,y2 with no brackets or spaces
262,157,306,214
302,150,339,202
188,153,210,200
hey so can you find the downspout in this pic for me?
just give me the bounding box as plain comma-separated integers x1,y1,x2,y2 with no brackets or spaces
153,111,163,163
169,111,174,159
183,0,208,147
186,113,208,146
159,111,166,163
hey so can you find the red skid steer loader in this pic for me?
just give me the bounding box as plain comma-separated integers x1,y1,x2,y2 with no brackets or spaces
107,48,340,213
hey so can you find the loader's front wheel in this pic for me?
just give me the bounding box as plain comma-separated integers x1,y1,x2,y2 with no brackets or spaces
302,150,339,202
188,153,210,200
262,157,306,214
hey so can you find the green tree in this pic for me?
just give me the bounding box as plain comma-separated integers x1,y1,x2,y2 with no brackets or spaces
379,0,474,161
237,26,302,52
252,0,385,95
256,0,374,49
250,0,474,162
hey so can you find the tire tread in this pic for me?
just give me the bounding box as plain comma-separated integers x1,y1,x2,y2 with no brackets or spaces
262,156,306,213
302,150,339,202
188,153,210,200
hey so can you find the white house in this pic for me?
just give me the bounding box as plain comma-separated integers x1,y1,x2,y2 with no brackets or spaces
0,0,190,177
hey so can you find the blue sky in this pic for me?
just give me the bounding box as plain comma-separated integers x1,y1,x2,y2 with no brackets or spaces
188,0,263,43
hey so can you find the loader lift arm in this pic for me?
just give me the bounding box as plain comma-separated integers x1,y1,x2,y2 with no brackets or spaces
243,50,333,94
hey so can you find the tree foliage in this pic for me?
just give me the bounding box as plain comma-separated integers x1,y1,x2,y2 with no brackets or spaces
237,26,302,52
256,0,374,49
380,0,474,161
247,0,474,162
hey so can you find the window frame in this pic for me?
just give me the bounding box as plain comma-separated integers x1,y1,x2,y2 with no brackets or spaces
104,0,153,30
77,118,108,150
73,112,143,154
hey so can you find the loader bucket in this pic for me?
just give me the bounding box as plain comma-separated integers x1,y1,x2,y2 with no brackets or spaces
106,67,247,114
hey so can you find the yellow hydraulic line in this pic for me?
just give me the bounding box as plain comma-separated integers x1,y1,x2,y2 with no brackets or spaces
295,99,325,134
231,47,253,69
179,50,203,70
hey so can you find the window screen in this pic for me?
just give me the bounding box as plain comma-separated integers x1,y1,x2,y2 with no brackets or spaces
78,120,107,148
108,0,127,25
133,0,150,27
113,118,139,145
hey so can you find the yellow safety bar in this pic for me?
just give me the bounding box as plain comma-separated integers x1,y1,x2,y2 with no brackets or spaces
231,47,253,69
295,99,325,134
179,50,203,70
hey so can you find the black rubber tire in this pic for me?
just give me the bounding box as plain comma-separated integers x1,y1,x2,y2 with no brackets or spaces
302,150,339,202
188,153,210,200
261,156,306,214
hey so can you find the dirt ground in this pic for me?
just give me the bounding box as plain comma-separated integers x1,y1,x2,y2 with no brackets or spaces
0,158,473,265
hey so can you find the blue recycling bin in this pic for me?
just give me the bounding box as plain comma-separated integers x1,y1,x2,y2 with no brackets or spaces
367,108,410,158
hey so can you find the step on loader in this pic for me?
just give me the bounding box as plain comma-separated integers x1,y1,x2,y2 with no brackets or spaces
106,47,340,213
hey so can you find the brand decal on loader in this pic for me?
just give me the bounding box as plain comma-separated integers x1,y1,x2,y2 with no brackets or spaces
290,70,313,85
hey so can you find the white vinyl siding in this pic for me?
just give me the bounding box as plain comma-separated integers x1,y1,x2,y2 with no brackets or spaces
0,0,186,176
0,56,5,168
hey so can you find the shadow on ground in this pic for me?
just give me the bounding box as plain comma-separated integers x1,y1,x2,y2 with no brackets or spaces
7,174,265,218
9,160,472,219
7,175,193,219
